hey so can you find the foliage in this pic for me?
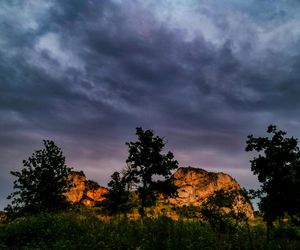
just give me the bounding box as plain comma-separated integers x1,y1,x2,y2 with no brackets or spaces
125,127,179,217
0,211,300,250
272,223,300,241
201,189,238,233
246,125,300,226
175,205,202,219
101,171,133,216
5,140,72,217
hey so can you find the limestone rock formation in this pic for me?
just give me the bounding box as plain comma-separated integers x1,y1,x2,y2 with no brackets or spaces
167,167,254,218
65,171,108,207
65,167,254,219
0,211,7,222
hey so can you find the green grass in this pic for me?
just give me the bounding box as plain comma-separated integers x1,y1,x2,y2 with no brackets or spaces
0,210,299,250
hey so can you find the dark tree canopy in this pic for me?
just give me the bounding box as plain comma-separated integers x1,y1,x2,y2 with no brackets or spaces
201,189,236,232
5,140,72,217
246,125,300,225
125,127,179,217
101,171,133,216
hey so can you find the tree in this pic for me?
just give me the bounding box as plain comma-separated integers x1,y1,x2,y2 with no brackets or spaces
201,189,254,247
201,189,237,234
5,140,73,217
101,171,133,216
125,127,179,217
246,125,300,238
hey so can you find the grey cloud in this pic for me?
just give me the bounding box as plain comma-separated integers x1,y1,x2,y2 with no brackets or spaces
1,0,300,208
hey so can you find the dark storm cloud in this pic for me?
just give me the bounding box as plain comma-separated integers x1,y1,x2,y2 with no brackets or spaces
1,0,300,208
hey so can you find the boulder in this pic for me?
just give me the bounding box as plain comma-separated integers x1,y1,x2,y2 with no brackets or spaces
65,171,108,207
167,167,254,218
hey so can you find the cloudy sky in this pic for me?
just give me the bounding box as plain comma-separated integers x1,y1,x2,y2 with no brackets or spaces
1,0,300,209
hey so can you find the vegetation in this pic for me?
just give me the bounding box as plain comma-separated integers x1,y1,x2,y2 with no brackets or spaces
0,210,299,250
201,190,239,232
5,140,72,218
101,171,133,216
246,125,300,238
125,127,179,217
1,125,300,248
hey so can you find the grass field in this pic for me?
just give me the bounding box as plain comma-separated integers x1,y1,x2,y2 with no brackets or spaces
0,209,299,250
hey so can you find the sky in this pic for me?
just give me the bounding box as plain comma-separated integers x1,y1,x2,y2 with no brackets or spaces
1,0,300,209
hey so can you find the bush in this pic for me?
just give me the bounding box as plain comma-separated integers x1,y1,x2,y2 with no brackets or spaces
272,223,300,240
0,211,299,249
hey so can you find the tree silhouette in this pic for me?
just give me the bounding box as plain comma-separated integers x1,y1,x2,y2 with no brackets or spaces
246,125,300,239
5,140,72,217
201,189,237,234
125,127,179,217
101,171,133,216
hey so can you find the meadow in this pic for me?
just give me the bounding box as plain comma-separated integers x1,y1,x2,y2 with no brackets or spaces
0,208,299,250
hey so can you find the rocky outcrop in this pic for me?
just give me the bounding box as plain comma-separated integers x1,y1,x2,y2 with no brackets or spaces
65,167,253,218
65,171,108,207
0,211,7,222
167,167,254,218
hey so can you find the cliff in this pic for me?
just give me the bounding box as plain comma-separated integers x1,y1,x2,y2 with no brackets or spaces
168,167,254,218
65,171,108,207
65,167,254,218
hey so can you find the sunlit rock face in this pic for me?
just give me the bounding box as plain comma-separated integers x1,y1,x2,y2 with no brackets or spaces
65,168,254,218
65,171,108,207
0,211,6,222
168,167,254,218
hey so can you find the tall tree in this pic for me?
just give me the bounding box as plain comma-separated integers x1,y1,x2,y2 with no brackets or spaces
246,125,300,237
101,171,133,216
5,140,72,217
125,127,178,217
